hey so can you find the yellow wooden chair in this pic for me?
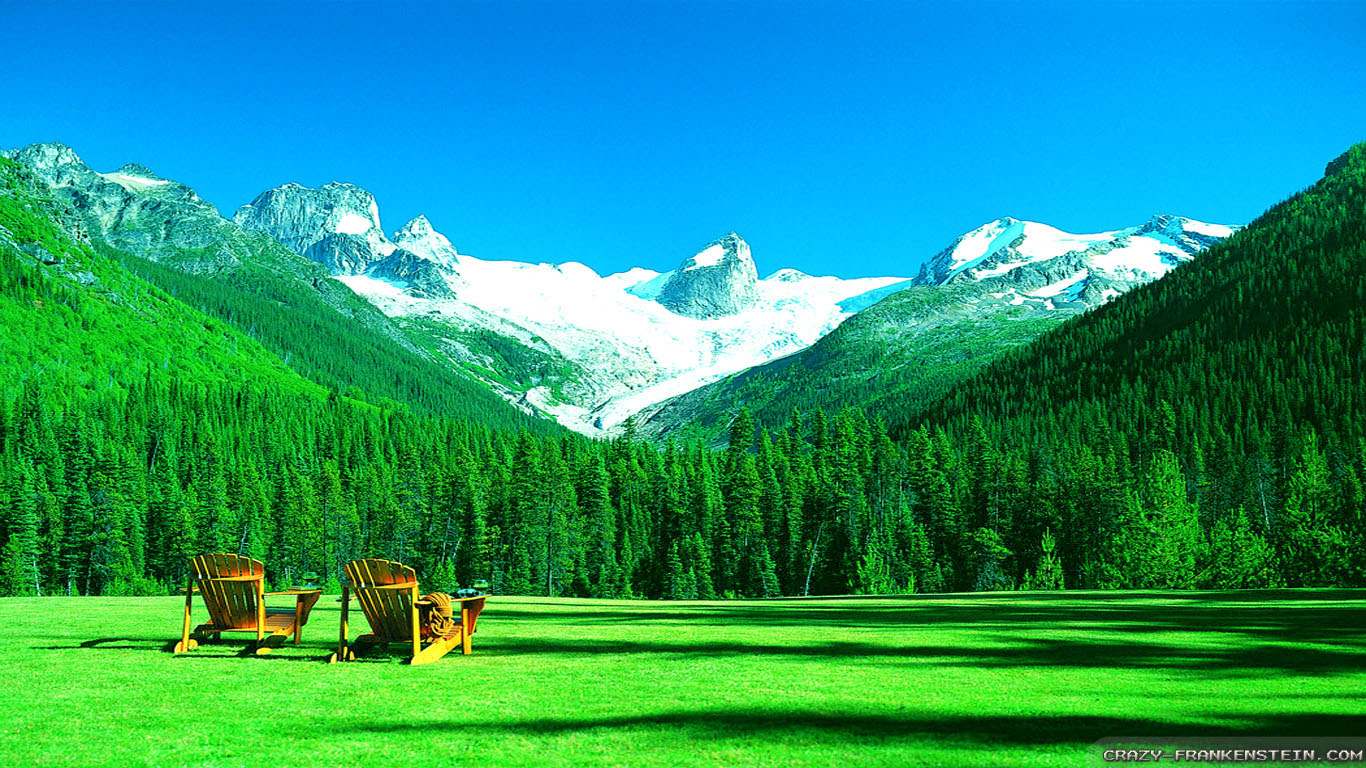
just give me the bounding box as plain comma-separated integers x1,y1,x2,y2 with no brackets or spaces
173,553,321,655
329,558,486,665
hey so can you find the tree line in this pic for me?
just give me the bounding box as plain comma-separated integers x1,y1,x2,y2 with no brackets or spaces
3,147,1364,598
2,370,1360,598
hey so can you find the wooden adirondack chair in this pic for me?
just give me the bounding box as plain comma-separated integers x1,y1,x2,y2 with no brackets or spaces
173,553,321,656
329,558,486,665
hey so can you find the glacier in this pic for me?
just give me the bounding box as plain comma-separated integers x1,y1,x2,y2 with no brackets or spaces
232,182,1234,436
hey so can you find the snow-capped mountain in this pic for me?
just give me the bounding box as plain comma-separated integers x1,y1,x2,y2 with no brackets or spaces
656,233,760,318
911,215,1238,310
233,183,456,299
358,234,907,433
233,182,390,274
231,181,1235,436
232,183,910,434
630,215,1240,442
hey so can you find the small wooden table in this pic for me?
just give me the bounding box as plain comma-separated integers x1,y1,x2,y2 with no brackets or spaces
265,589,323,644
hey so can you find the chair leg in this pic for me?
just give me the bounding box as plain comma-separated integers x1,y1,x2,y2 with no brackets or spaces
410,586,421,661
255,581,265,646
175,576,194,654
336,587,350,662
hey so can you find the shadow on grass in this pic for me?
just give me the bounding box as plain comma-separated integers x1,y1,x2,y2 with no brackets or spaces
504,590,1366,645
35,637,173,652
348,709,1366,745
479,634,1365,677
481,590,1366,678
36,636,323,661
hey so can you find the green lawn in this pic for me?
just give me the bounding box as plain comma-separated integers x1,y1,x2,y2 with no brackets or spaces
1,591,1363,767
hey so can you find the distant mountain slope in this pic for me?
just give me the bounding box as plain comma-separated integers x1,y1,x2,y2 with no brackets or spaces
921,143,1366,445
884,142,1366,590
634,215,1233,442
234,182,911,434
5,143,548,431
0,155,330,403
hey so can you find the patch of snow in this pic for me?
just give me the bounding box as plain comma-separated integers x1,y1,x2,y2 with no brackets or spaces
340,238,911,435
1030,270,1089,299
604,267,661,289
837,279,914,313
334,212,373,235
685,242,728,270
1089,236,1186,278
624,270,673,301
335,273,407,298
554,261,602,281
1181,219,1236,238
99,172,170,192
946,218,1023,274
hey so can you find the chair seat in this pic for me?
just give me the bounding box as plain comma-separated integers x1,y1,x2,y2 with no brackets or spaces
200,609,301,633
263,612,299,632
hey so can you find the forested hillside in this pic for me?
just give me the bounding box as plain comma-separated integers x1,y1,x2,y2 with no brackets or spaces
1,145,1362,599
907,143,1366,589
6,143,548,431
634,282,1062,444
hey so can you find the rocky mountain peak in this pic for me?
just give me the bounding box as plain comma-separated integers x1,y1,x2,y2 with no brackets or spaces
397,214,435,237
1134,213,1233,252
233,182,391,274
912,217,1026,287
10,142,86,171
113,163,165,181
9,143,97,188
656,232,760,319
392,215,460,272
767,268,810,282
680,232,753,272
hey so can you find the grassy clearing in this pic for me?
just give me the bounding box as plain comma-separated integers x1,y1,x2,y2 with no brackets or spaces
1,590,1363,767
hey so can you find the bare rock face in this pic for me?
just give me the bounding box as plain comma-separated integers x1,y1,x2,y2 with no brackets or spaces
656,232,759,319
234,186,457,298
8,142,247,274
233,182,390,275
391,215,460,272
367,247,455,299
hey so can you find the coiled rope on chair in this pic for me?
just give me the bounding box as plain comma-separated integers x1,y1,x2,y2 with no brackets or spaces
420,592,456,638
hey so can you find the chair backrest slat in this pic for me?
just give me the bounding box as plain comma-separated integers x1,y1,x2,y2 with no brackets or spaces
191,553,264,629
345,558,418,642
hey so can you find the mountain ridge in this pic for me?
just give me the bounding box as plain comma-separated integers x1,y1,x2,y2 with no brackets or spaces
3,141,1235,440
5,141,553,431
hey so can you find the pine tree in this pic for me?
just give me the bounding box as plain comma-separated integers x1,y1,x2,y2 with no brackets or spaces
1,459,41,595
1202,508,1278,588
1023,528,1064,591
580,453,623,598
1142,449,1202,589
1278,436,1348,586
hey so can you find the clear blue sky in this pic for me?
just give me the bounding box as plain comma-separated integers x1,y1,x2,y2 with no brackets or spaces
2,2,1363,278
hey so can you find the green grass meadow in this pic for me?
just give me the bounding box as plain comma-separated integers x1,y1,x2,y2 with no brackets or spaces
2,591,1363,767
